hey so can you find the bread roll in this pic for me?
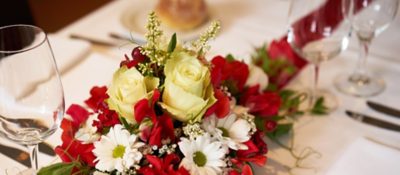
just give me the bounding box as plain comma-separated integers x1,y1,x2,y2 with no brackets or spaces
155,0,208,31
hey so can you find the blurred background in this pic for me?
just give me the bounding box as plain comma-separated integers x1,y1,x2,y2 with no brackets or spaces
0,0,111,32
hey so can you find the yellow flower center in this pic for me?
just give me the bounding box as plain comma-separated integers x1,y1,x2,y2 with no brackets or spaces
218,127,229,137
193,151,207,167
112,145,126,158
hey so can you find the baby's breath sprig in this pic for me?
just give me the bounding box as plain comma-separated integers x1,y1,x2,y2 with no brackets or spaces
191,20,221,56
139,12,168,76
144,12,163,51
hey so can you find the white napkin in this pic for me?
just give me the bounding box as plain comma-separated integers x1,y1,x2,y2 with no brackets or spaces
48,34,91,73
326,137,400,175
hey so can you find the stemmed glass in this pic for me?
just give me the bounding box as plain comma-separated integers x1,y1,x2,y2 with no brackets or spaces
335,0,399,97
0,25,64,172
287,0,351,109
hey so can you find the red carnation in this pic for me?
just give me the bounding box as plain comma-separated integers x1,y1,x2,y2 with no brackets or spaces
92,107,120,133
55,105,96,167
211,56,249,93
268,38,307,69
228,164,253,175
240,85,281,117
84,86,108,112
205,88,230,118
148,114,176,147
134,89,161,124
234,131,268,167
138,154,190,175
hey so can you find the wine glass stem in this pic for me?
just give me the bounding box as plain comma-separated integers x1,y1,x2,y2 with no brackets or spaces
27,144,39,172
310,63,320,108
351,35,372,83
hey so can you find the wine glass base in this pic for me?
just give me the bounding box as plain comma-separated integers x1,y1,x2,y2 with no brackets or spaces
334,73,385,97
298,88,338,113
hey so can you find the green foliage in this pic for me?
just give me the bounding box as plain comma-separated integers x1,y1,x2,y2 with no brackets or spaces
167,33,177,53
38,162,77,175
266,123,293,140
225,54,235,62
310,97,328,115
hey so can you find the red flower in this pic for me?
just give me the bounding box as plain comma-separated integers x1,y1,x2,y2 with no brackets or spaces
55,105,96,167
138,154,190,175
148,114,176,147
92,107,120,133
205,88,230,118
134,89,160,123
228,164,253,175
234,131,268,167
84,86,108,112
264,120,277,132
211,56,249,93
265,38,308,89
120,46,147,68
268,38,307,69
240,85,281,117
65,104,90,129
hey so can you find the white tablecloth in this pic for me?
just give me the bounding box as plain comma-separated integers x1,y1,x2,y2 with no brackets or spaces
1,0,399,174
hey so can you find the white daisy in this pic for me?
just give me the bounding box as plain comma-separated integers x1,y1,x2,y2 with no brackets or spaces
202,113,251,150
93,124,144,173
75,114,100,144
178,133,226,175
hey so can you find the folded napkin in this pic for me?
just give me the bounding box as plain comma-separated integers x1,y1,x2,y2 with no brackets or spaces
48,34,91,73
326,137,400,175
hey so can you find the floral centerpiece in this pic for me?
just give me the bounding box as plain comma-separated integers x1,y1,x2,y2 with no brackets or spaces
39,12,324,175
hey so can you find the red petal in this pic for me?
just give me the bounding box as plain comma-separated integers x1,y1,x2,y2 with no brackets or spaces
205,88,230,118
84,86,108,111
146,155,163,170
242,164,254,175
66,104,89,128
134,98,150,123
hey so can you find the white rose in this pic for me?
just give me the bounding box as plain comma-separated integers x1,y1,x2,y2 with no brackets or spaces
159,51,216,122
107,66,159,123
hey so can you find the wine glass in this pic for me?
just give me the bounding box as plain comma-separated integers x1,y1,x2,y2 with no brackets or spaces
287,0,351,110
335,0,399,97
0,25,64,172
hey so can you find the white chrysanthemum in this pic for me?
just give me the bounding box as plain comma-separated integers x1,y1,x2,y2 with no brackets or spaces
93,124,144,173
202,114,251,150
75,114,100,144
178,134,226,175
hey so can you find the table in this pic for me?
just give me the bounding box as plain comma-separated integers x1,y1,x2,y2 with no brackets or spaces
1,0,400,174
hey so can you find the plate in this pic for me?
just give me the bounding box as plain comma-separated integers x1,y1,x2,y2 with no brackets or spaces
120,0,213,43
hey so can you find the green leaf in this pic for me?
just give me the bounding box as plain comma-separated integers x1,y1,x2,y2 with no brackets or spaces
267,123,293,140
254,117,265,131
167,33,177,53
279,89,296,100
119,116,132,132
38,162,75,175
225,54,235,62
310,97,328,115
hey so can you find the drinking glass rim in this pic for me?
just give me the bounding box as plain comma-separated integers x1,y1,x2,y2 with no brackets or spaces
0,24,48,54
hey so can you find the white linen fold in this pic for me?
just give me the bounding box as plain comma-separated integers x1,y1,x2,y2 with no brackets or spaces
326,137,400,175
48,34,91,73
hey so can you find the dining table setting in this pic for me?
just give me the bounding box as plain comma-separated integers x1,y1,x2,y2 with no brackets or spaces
0,0,400,174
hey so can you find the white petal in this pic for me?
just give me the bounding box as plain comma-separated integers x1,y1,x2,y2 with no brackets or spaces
229,119,251,142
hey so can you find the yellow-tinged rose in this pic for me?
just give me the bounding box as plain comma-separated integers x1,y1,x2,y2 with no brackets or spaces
107,66,159,123
159,51,216,122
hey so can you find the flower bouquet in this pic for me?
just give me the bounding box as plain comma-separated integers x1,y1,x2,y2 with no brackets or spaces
39,12,321,175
